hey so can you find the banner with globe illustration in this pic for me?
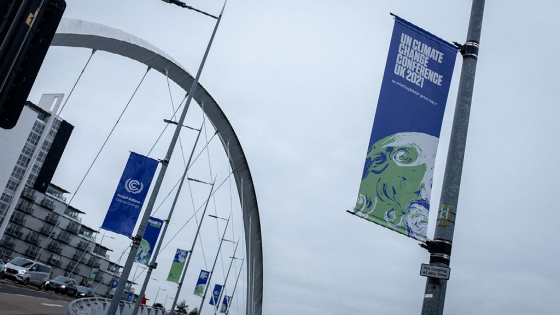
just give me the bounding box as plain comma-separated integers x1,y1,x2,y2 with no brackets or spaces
167,248,188,283
101,152,158,237
193,270,210,296
351,16,458,241
135,216,164,265
220,295,231,313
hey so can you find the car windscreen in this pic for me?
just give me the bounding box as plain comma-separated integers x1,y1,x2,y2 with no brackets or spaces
9,257,33,267
53,276,71,282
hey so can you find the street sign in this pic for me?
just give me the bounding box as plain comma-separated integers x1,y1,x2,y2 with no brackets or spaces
419,263,450,280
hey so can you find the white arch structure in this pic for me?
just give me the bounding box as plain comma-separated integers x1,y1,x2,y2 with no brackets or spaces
52,18,263,315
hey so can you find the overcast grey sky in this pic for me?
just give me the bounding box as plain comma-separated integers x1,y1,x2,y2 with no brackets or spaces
27,0,560,314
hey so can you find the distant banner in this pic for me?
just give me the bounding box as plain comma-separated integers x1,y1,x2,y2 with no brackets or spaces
126,288,135,303
352,16,458,241
220,295,231,313
167,248,188,283
101,152,158,237
135,217,164,265
209,284,223,306
194,270,210,296
109,280,118,295
88,268,98,284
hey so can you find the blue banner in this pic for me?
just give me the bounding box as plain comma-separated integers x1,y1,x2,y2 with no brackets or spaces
109,280,118,295
194,270,210,296
209,284,223,306
126,288,135,303
101,152,158,237
219,295,231,313
135,216,164,265
353,16,458,241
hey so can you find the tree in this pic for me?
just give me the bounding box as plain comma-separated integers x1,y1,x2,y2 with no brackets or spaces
188,307,199,315
153,302,164,309
176,300,188,314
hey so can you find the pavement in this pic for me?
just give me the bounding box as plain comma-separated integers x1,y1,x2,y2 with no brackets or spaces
0,278,74,315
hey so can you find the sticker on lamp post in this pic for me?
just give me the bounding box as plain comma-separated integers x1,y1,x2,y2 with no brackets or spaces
438,205,451,226
420,263,450,280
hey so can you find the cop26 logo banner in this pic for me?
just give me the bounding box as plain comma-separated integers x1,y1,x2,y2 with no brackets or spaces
194,270,210,296
352,16,458,241
135,216,164,265
209,284,223,306
101,152,158,237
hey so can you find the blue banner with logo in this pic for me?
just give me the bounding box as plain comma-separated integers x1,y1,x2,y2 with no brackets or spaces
352,16,458,241
194,270,210,296
109,280,118,295
101,152,158,237
135,216,164,265
209,284,223,306
219,295,231,313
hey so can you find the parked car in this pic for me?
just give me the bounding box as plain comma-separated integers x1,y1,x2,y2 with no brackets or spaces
0,259,5,279
44,276,78,296
4,257,51,286
75,285,95,298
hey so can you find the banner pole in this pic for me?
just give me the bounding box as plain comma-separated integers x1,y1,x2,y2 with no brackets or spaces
420,1,485,314
225,258,244,315
214,239,240,315
131,120,204,315
105,1,225,312
198,214,231,315
169,183,215,315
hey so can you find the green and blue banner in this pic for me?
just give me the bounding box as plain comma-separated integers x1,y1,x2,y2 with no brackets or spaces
101,152,158,237
352,16,458,241
88,268,98,284
194,270,210,296
209,284,223,306
135,216,164,265
167,248,188,283
109,280,118,295
219,296,231,313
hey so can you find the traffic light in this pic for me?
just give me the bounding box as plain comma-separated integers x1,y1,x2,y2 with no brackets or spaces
0,0,66,129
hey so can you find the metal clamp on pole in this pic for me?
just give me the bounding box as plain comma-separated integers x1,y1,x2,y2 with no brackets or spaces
420,239,453,266
460,41,479,59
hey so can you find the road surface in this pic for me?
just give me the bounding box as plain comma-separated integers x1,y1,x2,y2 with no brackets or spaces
0,279,73,315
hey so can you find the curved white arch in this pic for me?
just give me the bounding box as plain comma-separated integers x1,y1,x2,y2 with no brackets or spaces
52,18,263,315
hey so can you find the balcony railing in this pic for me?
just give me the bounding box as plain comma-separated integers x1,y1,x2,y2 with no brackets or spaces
94,274,104,283
45,213,59,225
40,198,55,210
39,225,53,236
21,187,36,201
46,243,62,254
25,248,40,260
16,203,34,215
25,234,41,246
57,234,72,245
48,258,62,267
66,224,80,235
10,213,26,225
86,259,100,268
6,228,23,238
0,239,16,249
78,242,91,252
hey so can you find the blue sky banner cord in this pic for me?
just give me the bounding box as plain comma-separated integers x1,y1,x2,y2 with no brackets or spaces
352,16,457,241
101,152,158,237
135,216,164,265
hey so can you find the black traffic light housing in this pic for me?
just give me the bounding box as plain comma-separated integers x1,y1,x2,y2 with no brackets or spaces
0,0,66,129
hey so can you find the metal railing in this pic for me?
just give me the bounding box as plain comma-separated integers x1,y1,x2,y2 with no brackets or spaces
66,297,170,315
